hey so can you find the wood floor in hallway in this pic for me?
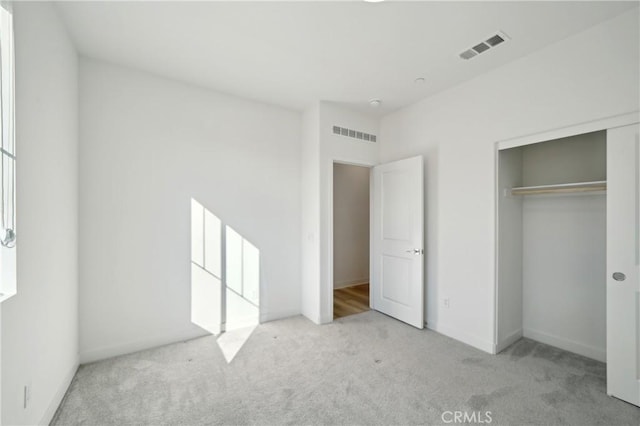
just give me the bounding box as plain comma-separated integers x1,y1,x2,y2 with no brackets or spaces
333,283,370,319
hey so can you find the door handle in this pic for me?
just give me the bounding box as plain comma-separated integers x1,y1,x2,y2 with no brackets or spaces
612,272,626,281
405,248,423,255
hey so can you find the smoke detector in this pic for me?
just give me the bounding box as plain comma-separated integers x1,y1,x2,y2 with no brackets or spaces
459,31,510,60
369,99,382,107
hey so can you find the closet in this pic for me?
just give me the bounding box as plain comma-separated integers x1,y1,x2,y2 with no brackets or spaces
498,130,607,360
495,120,640,407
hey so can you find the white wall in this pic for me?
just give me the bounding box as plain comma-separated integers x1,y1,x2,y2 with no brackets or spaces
520,133,606,360
523,194,606,361
319,102,378,322
496,148,523,351
301,104,321,323
333,163,369,289
79,59,301,363
2,3,79,425
521,132,606,186
380,8,639,352
301,101,379,324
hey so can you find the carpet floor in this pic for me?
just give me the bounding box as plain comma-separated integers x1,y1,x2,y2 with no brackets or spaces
52,311,639,425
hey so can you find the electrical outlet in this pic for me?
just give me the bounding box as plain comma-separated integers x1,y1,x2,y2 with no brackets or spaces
23,383,31,409
443,298,450,308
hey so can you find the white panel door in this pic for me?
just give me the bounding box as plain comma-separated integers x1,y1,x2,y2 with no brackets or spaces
607,123,640,407
372,156,424,328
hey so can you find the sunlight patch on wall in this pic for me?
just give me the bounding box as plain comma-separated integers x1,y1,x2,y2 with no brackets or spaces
190,198,260,362
191,199,222,334
226,225,259,330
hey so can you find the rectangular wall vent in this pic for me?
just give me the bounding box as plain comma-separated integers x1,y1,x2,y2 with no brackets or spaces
333,125,377,143
459,31,509,60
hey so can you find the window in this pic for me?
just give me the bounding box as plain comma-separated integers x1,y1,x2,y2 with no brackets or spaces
0,2,16,302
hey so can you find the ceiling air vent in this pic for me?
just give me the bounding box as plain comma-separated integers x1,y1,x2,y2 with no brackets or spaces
459,49,477,60
459,31,510,60
486,34,506,47
472,42,490,54
333,125,377,143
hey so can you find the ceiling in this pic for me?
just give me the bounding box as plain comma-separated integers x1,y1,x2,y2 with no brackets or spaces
55,1,637,116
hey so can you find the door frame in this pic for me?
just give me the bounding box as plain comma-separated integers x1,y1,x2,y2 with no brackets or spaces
326,158,376,322
493,111,640,354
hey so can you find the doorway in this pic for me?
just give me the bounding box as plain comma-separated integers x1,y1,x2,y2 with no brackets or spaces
327,155,424,327
332,162,370,319
494,114,640,406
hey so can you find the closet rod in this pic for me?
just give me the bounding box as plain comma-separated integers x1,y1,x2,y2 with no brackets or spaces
511,180,606,196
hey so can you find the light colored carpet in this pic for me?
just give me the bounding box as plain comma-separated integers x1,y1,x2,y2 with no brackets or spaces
52,311,639,425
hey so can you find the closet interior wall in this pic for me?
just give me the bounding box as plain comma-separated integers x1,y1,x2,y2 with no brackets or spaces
497,131,607,361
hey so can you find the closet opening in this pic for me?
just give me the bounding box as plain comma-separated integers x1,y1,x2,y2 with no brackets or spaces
332,162,371,319
496,130,607,361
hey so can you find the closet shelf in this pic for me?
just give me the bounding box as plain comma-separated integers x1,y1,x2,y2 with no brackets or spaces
511,180,606,196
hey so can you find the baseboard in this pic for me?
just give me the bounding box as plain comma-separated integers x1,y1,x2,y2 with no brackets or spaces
79,326,209,364
300,306,322,325
523,327,605,362
302,313,323,325
260,308,301,323
225,318,259,331
80,310,303,364
319,313,333,324
40,361,78,425
494,328,523,354
426,320,494,354
333,278,369,289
